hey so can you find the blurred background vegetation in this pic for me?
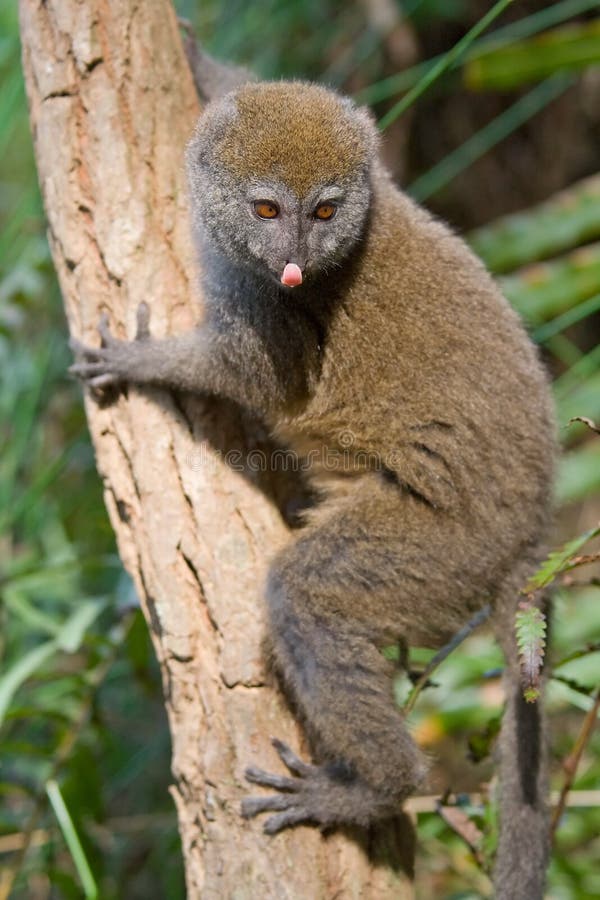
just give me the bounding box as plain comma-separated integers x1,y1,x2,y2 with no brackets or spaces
2,1,600,897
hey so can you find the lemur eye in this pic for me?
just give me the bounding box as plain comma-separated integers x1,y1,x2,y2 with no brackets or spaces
254,200,279,219
314,203,337,221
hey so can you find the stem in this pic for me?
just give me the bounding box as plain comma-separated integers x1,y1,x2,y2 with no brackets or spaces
403,604,491,715
551,687,600,839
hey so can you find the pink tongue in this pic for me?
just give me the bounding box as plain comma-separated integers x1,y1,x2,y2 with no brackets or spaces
281,262,303,287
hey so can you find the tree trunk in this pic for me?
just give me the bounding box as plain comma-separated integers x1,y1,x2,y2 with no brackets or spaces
19,1,414,895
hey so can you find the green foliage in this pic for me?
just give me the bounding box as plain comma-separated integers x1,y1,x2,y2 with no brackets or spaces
357,0,600,106
467,715,501,764
556,442,600,504
497,243,600,323
46,780,99,900
410,74,573,202
525,525,600,592
377,0,515,130
515,602,547,703
464,19,600,91
468,176,600,274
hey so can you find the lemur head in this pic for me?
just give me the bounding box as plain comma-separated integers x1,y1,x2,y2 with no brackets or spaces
186,81,379,288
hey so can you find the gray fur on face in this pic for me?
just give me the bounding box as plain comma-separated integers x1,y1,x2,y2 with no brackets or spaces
186,97,372,284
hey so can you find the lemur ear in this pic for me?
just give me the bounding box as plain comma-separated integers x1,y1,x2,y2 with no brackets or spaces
339,97,380,158
186,93,239,169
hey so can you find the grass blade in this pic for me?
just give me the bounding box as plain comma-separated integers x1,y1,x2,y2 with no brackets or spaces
409,75,572,202
534,292,600,343
46,779,98,900
0,640,58,725
378,0,515,130
356,0,600,106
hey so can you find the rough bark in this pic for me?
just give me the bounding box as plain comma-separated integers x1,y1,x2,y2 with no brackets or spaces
19,1,414,896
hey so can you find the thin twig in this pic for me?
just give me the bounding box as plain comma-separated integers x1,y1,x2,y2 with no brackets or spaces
406,789,600,815
403,604,491,715
436,796,488,871
550,687,600,840
565,552,600,571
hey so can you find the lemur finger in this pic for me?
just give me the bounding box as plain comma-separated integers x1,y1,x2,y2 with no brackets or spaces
271,738,316,777
98,313,116,347
241,794,295,818
88,373,121,390
136,302,151,340
69,336,85,354
244,766,300,792
263,806,311,835
69,361,110,378
69,337,103,360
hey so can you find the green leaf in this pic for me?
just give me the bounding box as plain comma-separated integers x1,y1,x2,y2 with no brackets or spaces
556,442,600,505
524,524,600,592
0,600,105,725
55,599,106,654
555,371,600,443
3,588,62,637
468,175,600,274
515,602,547,702
357,0,600,106
409,75,572,203
0,639,58,726
534,292,600,344
465,20,600,92
499,242,600,323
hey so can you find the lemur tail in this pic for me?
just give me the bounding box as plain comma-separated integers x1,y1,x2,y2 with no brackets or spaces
492,584,550,900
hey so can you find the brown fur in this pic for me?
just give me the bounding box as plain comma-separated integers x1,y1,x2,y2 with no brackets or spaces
218,83,373,195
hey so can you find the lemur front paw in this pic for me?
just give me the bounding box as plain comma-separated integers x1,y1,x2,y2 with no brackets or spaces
69,303,151,391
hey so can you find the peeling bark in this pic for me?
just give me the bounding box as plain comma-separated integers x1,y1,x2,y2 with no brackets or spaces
19,1,414,895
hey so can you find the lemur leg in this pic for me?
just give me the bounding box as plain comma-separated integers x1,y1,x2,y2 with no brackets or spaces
243,479,489,833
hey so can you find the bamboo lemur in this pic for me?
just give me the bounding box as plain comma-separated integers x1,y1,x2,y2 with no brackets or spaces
71,43,556,899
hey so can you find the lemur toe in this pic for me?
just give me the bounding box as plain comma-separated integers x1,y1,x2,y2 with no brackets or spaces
241,793,296,818
263,806,314,834
244,765,299,791
135,302,151,339
271,738,317,776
